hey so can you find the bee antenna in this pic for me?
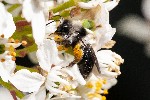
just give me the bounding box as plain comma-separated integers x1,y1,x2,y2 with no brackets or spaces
46,15,63,26
46,20,55,26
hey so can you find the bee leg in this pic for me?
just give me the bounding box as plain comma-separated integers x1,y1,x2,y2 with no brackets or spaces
66,60,77,67
55,40,71,48
66,43,84,67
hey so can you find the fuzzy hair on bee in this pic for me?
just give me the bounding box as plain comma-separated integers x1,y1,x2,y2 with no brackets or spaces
49,19,100,79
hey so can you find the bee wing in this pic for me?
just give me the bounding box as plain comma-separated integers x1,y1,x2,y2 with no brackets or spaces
89,45,101,74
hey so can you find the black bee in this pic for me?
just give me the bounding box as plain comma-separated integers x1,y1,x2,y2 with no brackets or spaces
51,19,100,79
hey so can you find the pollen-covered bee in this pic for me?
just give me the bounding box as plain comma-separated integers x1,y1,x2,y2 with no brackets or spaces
51,19,100,79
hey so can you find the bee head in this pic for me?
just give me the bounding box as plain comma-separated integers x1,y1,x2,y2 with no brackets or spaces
55,19,72,36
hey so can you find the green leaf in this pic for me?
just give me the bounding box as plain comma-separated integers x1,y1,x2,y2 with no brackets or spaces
0,44,5,54
52,0,78,13
16,43,37,57
16,65,39,73
0,78,25,99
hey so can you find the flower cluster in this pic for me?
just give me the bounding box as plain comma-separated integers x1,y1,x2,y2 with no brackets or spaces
0,0,123,100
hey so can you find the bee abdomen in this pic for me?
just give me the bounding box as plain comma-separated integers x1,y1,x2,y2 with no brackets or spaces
77,45,95,79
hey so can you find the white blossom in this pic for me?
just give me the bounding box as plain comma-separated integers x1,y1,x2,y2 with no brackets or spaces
0,86,14,100
96,50,124,78
0,51,16,82
0,2,16,39
117,0,150,57
10,69,45,93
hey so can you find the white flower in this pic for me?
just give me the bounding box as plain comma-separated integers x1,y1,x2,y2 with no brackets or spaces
78,0,100,9
0,0,19,4
0,86,14,100
116,0,150,57
0,2,16,39
0,51,16,82
102,78,117,89
78,2,115,51
36,39,62,71
77,74,108,100
104,0,120,11
9,69,45,93
20,0,48,45
96,50,124,78
36,39,85,98
22,86,46,100
142,0,150,21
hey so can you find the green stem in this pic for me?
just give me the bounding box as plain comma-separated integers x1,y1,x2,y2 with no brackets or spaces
16,65,39,73
52,0,78,13
0,78,24,99
7,4,21,13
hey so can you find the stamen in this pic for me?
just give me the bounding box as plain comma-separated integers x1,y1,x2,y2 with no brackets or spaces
103,79,107,84
1,58,5,62
102,96,106,100
12,57,16,61
10,52,16,57
8,38,15,43
95,81,102,92
0,34,4,38
22,40,27,46
15,39,20,44
86,82,93,88
103,89,108,94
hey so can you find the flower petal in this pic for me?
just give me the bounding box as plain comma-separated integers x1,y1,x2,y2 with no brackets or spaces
142,0,150,21
36,39,62,71
0,52,15,82
22,0,46,44
0,86,13,100
104,0,120,11
10,69,45,93
22,86,46,100
3,0,19,4
0,3,16,38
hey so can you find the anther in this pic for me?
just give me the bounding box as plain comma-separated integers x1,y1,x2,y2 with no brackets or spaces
0,34,4,38
1,58,5,62
22,41,27,46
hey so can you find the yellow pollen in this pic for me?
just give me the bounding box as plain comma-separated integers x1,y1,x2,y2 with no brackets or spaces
73,44,83,62
95,81,102,92
8,46,15,52
8,38,15,43
22,41,27,46
102,96,106,100
103,79,107,84
12,57,16,61
86,82,93,88
57,45,68,51
10,52,16,57
63,85,72,92
15,39,20,44
1,58,5,62
103,89,108,94
54,35,63,41
87,93,102,99
0,34,4,38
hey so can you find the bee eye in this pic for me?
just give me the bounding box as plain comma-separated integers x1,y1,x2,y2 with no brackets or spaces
62,25,69,32
63,25,68,28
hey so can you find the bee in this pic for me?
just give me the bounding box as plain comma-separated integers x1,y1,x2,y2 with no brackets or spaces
49,19,100,79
